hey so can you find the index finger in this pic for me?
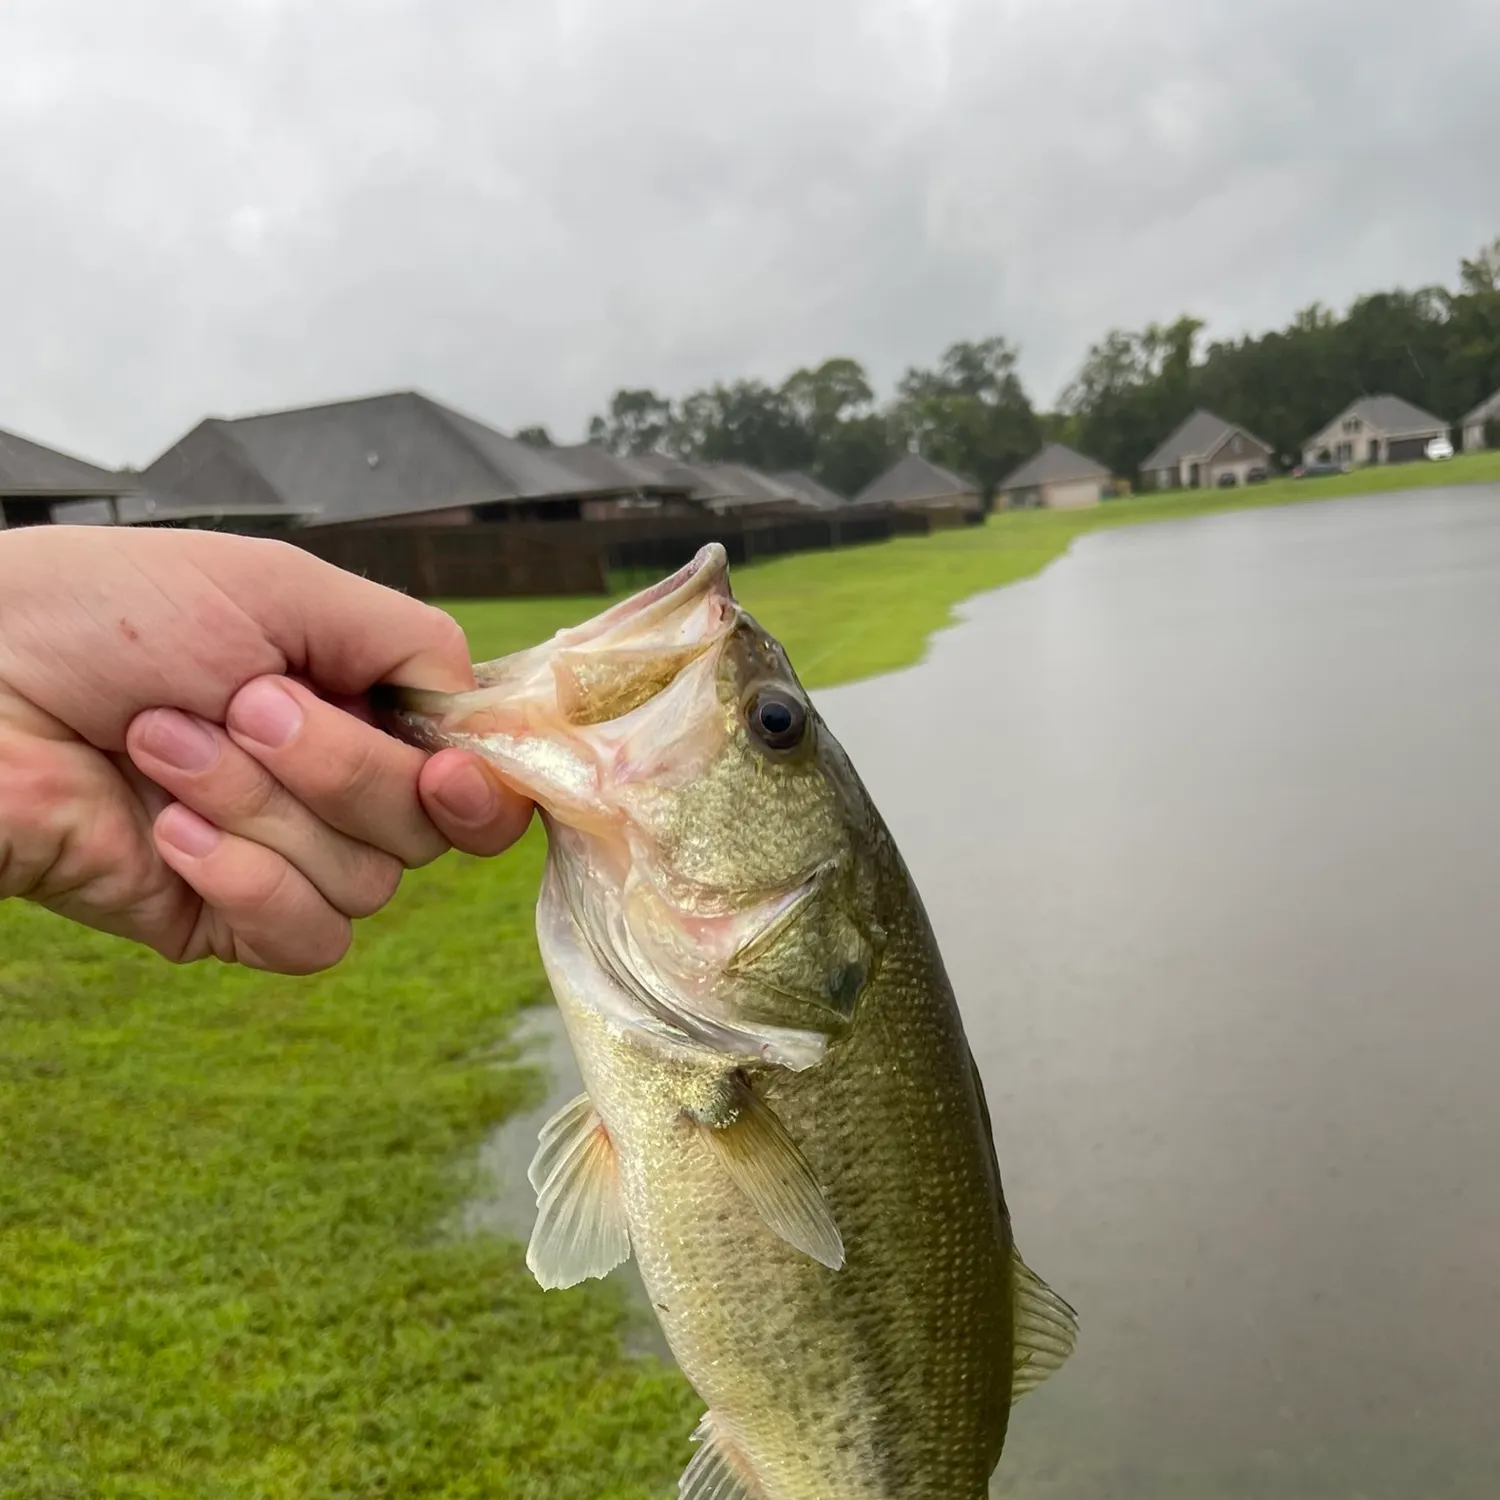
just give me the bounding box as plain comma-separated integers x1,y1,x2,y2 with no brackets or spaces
195,535,478,696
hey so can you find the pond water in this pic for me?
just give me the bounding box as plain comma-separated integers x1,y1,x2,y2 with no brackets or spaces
471,486,1500,1498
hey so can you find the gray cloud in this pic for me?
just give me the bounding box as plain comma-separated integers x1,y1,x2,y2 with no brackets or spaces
3,0,1497,467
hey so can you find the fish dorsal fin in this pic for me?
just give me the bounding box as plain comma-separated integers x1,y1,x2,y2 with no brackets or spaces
691,1075,845,1271
525,1092,632,1291
679,1412,766,1500
1010,1246,1078,1403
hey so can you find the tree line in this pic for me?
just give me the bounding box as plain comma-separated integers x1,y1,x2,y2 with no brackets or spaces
517,237,1500,498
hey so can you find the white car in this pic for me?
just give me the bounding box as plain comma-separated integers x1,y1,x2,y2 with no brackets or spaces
1426,435,1455,461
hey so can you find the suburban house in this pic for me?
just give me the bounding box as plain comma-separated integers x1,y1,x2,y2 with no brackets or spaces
618,456,840,516
772,471,848,511
1460,387,1500,452
545,443,704,514
52,489,308,531
852,452,984,518
682,463,810,516
1301,395,1450,467
0,424,138,528
140,390,630,530
1140,410,1274,490
996,442,1112,510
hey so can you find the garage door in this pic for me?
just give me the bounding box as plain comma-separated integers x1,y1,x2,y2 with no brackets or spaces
1045,479,1103,510
1386,436,1432,463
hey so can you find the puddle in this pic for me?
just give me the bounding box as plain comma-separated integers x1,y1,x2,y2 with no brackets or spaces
459,1003,674,1364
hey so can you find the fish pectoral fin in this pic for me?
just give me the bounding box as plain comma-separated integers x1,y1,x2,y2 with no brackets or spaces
1010,1245,1079,1403
525,1091,632,1291
690,1075,845,1272
679,1412,766,1500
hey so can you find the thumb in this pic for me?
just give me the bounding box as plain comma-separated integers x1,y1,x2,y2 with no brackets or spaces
417,749,535,857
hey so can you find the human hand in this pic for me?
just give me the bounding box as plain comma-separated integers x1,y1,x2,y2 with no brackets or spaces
0,525,532,973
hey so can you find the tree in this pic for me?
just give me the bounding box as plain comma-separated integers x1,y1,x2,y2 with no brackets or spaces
1460,237,1500,295
514,424,553,448
577,234,1500,500
684,381,814,472
782,357,875,432
811,413,898,498
586,388,674,455
891,337,1041,494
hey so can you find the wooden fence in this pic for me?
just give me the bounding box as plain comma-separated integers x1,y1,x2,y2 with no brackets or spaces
285,523,611,598
276,503,981,599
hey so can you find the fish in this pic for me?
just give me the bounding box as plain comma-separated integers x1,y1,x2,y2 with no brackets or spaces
373,542,1076,1500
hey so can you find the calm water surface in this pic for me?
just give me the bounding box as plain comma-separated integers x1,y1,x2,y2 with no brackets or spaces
479,487,1500,1498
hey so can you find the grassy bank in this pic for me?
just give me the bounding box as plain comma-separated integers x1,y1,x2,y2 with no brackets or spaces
451,448,1500,692
3,464,1497,1497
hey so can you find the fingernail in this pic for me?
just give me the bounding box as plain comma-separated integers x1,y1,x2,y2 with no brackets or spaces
229,679,303,749
137,709,219,772
432,760,498,824
157,805,224,859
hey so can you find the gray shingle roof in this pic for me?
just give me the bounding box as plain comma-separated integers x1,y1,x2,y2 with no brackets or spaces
0,426,134,497
771,471,848,510
696,463,806,510
624,452,717,498
1325,394,1448,438
548,443,700,495
142,391,624,526
852,452,980,507
52,491,317,527
1140,410,1271,471
1462,387,1500,426
998,442,1111,492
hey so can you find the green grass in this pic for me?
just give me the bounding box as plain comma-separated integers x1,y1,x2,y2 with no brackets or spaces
2,455,1497,1497
453,448,1500,693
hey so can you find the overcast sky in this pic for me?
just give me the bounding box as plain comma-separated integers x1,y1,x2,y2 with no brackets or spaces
5,0,1499,469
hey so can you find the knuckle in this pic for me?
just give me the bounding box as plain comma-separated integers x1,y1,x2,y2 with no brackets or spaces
341,850,404,919
218,758,282,825
297,918,353,975
227,847,302,916
297,724,386,810
420,604,469,663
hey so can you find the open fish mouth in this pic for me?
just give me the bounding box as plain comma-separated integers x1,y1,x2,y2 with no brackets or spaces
484,541,736,673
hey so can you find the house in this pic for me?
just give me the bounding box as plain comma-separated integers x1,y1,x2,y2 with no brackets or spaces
851,452,984,517
621,456,831,517
693,464,822,516
1140,410,1274,490
140,390,628,529
996,442,1112,510
545,443,703,515
771,471,848,511
1460,387,1500,452
1301,394,1449,468
0,424,138,528
51,489,314,532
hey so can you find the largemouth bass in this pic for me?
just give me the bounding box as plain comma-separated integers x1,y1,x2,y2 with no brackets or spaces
375,543,1076,1499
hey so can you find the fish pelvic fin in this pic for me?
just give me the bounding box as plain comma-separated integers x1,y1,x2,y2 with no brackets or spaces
1010,1245,1079,1403
525,1092,632,1291
689,1072,845,1272
680,1411,767,1500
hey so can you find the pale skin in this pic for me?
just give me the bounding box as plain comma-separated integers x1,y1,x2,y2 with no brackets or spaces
0,525,534,975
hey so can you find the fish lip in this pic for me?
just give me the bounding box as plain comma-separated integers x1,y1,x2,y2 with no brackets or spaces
549,541,731,652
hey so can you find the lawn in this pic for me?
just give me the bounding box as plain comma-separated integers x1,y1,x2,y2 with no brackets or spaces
2,456,1497,1498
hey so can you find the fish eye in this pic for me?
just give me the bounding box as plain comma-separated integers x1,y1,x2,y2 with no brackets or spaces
746,687,808,752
